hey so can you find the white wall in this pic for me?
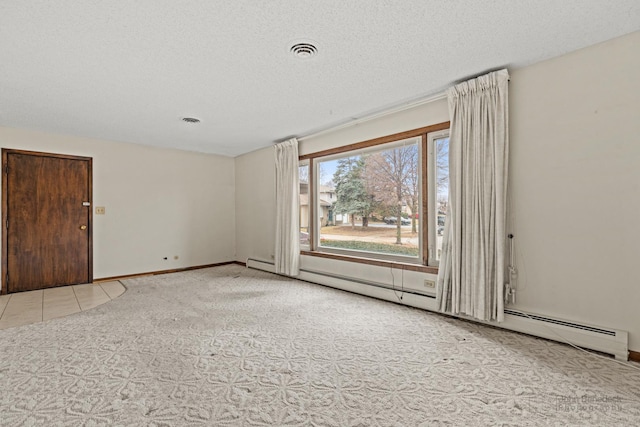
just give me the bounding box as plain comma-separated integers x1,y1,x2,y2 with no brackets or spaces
234,147,276,264
235,31,640,351
508,31,640,349
298,98,449,156
1,126,236,285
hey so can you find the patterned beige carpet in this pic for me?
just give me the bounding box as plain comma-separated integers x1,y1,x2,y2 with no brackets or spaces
1,264,639,426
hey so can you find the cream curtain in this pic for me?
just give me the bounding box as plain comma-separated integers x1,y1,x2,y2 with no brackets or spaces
274,138,300,276
436,69,510,322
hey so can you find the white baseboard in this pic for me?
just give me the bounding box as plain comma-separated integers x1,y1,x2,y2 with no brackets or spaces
500,310,628,360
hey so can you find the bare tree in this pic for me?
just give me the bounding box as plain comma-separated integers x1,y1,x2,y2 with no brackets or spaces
299,164,309,184
434,138,450,229
364,145,419,244
435,137,449,198
404,146,420,233
318,163,333,187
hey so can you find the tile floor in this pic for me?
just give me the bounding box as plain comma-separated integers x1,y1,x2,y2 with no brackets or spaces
0,281,125,330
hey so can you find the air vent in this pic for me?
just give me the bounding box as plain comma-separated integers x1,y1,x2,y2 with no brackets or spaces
182,117,200,123
290,42,318,59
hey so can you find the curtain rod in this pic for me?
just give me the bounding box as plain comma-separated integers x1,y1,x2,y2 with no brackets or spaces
289,68,508,144
295,91,446,142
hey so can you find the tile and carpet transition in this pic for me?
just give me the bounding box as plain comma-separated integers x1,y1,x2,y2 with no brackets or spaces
0,282,125,330
0,264,639,425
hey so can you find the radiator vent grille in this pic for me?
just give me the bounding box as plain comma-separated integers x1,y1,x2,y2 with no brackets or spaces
504,309,616,336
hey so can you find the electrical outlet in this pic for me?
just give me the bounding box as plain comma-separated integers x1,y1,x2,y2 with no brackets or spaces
424,279,435,288
95,206,106,215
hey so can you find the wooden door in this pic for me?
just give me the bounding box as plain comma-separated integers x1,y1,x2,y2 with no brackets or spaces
2,149,92,294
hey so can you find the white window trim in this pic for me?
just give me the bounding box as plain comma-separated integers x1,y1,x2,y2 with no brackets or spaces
427,129,450,266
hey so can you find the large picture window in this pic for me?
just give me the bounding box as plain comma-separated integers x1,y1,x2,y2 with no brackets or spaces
317,137,421,260
299,122,449,268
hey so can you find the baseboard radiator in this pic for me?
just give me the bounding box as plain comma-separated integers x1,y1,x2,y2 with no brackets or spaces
246,258,629,360
499,309,628,360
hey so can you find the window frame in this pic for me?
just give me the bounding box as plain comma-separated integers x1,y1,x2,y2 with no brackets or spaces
427,129,450,266
299,121,450,272
298,159,311,251
313,136,423,263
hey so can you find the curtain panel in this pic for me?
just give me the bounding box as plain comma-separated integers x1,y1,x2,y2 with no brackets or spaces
274,138,300,276
437,69,510,322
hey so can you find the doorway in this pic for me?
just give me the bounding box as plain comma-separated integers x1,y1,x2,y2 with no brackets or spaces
2,149,93,294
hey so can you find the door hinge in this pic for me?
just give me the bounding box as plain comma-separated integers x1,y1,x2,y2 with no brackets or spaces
5,219,7,229
3,164,7,174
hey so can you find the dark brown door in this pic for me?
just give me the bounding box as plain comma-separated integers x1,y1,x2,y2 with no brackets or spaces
2,149,92,294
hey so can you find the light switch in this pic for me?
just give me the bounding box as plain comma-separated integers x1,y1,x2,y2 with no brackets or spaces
95,206,106,215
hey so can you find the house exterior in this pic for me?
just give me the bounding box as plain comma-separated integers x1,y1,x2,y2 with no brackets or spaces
299,182,336,229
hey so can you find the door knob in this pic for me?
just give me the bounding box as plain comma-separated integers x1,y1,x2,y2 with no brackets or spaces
80,225,87,230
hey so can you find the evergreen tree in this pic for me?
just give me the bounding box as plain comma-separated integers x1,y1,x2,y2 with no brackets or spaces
332,156,374,228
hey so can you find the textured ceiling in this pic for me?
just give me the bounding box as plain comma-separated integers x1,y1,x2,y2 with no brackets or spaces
1,1,639,157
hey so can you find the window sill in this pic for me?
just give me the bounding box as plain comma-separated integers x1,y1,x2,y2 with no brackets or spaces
300,250,439,275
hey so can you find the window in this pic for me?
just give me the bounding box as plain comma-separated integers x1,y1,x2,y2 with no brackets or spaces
428,130,450,265
299,161,310,249
300,122,450,268
317,137,421,260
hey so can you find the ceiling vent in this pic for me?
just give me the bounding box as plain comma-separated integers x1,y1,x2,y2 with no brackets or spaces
182,117,200,123
290,42,318,59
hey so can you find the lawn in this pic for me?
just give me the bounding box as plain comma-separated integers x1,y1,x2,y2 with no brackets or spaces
320,239,419,256
321,224,417,238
